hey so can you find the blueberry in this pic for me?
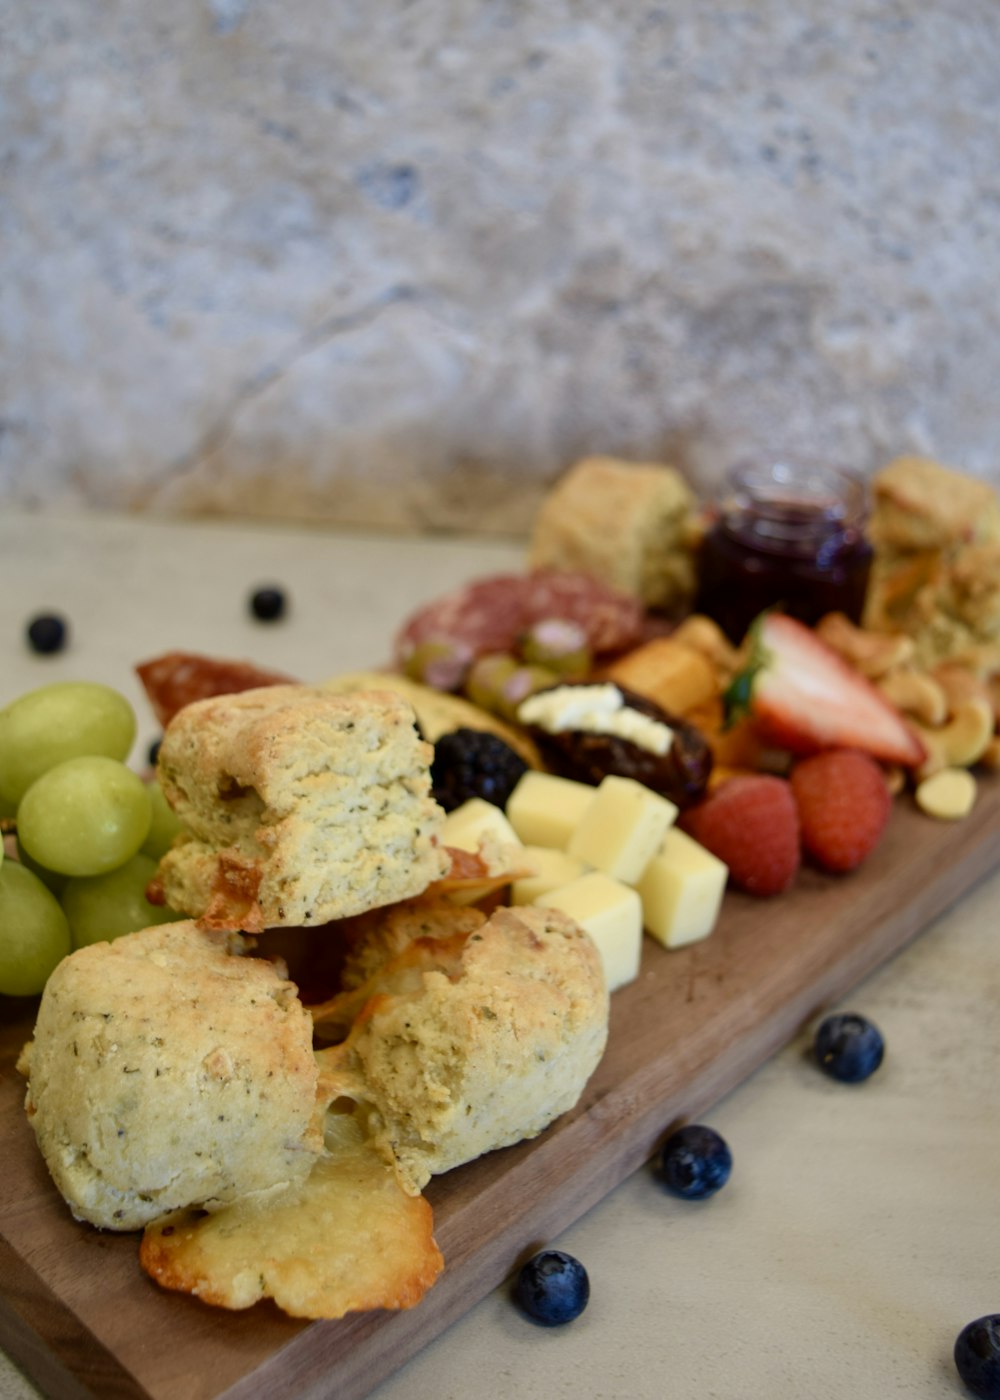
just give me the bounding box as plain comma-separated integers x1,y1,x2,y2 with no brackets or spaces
955,1315,1000,1398
148,737,162,767
514,1250,589,1326
250,586,287,622
814,1012,884,1083
658,1124,732,1200
26,614,68,654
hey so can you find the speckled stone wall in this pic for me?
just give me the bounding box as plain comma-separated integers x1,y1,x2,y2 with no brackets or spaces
2,1,999,533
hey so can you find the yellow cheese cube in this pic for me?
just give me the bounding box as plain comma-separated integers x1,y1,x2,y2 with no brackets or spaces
636,827,728,949
566,775,678,885
536,871,642,992
511,847,588,906
440,798,523,854
505,771,596,850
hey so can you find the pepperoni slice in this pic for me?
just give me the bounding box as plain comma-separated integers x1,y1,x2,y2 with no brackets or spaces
136,651,296,728
393,570,644,669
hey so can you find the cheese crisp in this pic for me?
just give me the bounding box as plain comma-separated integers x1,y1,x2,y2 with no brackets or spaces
155,685,449,932
141,1113,443,1320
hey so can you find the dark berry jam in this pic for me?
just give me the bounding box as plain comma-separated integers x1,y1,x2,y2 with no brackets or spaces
695,460,874,643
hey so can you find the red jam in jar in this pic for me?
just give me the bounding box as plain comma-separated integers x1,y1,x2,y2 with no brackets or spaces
695,459,874,643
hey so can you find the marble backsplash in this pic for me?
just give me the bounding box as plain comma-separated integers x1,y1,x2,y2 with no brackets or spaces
2,0,998,534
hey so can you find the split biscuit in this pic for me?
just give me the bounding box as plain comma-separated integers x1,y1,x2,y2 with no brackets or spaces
313,904,609,1194
155,684,449,932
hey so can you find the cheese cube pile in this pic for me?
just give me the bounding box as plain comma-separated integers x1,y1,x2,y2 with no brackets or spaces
444,769,729,995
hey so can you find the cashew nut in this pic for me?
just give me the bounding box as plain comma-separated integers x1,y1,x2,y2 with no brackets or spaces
930,663,994,712
980,736,1000,772
816,612,916,679
876,670,948,726
912,698,995,777
915,767,978,821
882,764,907,797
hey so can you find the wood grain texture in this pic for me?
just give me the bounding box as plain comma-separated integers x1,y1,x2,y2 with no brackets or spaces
2,777,998,1400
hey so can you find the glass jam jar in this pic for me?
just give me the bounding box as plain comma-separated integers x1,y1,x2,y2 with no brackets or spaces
694,458,874,643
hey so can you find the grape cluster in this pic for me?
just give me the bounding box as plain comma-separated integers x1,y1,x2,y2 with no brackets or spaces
0,682,185,997
404,618,593,719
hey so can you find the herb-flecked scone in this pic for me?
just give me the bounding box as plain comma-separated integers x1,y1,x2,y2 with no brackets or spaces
155,685,449,932
864,458,1000,664
312,904,609,1194
529,455,700,610
17,922,322,1231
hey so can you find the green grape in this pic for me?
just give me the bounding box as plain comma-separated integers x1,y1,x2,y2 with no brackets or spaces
62,853,184,949
15,839,68,897
141,779,185,861
0,860,72,996
18,756,153,878
0,681,137,805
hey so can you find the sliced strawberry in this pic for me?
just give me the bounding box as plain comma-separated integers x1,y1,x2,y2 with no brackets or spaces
726,613,926,767
679,774,800,897
790,749,892,873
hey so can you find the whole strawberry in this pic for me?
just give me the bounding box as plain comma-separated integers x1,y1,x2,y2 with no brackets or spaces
790,749,892,873
680,775,800,897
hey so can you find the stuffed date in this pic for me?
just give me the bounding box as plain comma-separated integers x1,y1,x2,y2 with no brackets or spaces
517,682,712,808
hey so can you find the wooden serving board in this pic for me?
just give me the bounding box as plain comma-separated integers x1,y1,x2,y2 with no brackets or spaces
2,777,999,1400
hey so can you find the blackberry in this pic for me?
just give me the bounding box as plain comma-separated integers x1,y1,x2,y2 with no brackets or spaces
431,728,528,813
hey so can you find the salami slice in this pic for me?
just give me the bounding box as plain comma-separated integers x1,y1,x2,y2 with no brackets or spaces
136,651,296,728
522,570,645,655
393,570,644,671
394,574,531,664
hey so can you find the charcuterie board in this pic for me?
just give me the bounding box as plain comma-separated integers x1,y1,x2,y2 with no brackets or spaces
3,774,998,1400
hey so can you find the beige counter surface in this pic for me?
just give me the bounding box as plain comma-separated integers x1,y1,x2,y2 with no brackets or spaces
1,511,997,1400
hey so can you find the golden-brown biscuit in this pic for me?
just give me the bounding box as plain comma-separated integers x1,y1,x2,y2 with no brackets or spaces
312,904,608,1194
529,455,698,610
869,456,1000,553
19,922,321,1231
865,458,1000,665
155,685,449,931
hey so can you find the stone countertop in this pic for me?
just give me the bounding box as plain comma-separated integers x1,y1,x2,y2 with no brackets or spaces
1,510,997,1400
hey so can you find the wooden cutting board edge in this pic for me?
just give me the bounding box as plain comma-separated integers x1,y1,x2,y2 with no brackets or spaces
1,780,998,1400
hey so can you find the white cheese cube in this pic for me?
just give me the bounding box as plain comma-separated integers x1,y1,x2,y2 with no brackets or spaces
636,827,728,949
566,775,678,885
505,771,596,850
511,847,588,906
440,798,523,854
536,871,642,992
